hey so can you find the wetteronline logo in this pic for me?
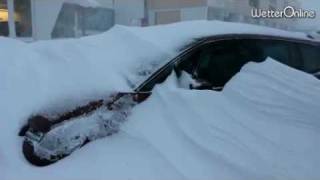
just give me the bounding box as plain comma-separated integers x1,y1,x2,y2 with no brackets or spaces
251,6,316,19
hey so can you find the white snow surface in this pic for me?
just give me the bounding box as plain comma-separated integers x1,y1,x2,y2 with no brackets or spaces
0,21,320,180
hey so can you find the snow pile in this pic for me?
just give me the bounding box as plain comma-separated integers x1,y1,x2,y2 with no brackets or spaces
123,58,320,180
0,21,319,180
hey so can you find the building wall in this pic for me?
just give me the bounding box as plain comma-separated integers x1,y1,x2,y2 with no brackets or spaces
181,6,208,21
147,0,207,10
155,10,180,24
95,0,114,8
147,0,209,25
227,0,251,16
114,0,145,26
207,0,229,8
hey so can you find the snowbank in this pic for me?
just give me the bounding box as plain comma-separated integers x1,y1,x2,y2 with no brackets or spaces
123,59,320,180
0,21,319,180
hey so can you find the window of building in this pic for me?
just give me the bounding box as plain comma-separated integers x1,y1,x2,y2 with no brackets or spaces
52,3,114,38
0,0,9,36
83,7,114,36
14,0,32,37
0,0,32,38
52,4,77,38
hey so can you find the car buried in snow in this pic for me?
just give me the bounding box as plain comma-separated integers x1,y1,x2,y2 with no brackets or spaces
19,23,320,167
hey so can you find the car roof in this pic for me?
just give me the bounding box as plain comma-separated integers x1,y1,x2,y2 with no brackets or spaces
181,33,320,52
124,20,319,53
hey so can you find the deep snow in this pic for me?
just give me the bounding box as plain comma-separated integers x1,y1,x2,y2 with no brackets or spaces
0,21,320,180
123,59,320,180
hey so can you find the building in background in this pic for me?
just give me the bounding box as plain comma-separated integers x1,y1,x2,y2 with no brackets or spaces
0,0,121,40
0,0,146,40
0,0,301,41
147,0,301,30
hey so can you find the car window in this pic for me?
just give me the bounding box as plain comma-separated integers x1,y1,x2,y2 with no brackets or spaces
177,50,201,75
195,41,245,87
178,39,264,88
140,38,314,92
177,38,305,89
299,44,320,73
256,40,300,68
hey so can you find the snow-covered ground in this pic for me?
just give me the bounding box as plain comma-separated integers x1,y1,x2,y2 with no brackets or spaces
0,21,320,180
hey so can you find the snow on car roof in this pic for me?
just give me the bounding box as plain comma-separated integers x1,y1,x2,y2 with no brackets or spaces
124,20,313,52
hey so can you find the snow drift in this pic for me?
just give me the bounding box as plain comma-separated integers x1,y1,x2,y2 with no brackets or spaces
0,21,319,180
123,59,320,180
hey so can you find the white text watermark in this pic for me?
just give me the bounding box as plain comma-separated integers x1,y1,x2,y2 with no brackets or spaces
251,6,316,19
